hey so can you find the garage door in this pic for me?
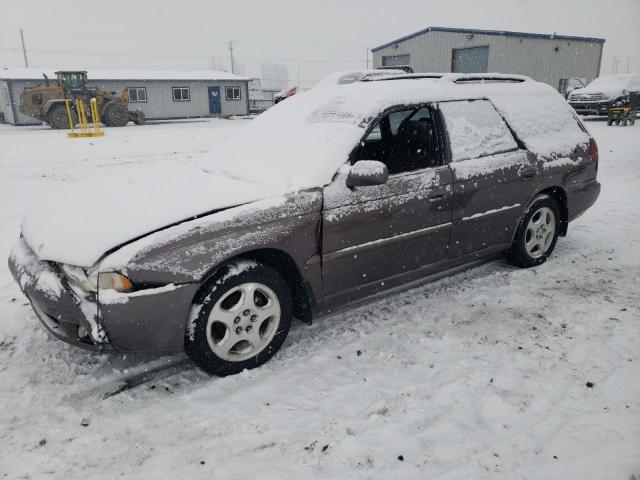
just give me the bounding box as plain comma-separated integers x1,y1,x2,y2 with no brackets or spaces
451,46,489,73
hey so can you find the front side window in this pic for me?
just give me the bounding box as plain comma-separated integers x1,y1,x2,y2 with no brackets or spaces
353,105,440,175
439,100,518,162
172,87,190,102
225,86,241,100
128,87,147,103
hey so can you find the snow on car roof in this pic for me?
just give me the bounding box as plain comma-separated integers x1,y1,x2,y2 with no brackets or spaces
0,67,249,81
200,74,587,192
580,73,639,92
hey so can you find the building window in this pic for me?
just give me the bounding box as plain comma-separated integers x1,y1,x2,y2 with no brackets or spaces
3,85,11,106
172,87,190,102
128,87,147,103
225,86,241,101
558,78,569,95
382,54,410,67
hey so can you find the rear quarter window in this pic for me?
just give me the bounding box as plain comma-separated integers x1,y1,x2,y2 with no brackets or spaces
439,99,518,162
487,86,589,157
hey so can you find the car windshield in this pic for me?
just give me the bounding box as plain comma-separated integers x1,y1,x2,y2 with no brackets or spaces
198,86,369,191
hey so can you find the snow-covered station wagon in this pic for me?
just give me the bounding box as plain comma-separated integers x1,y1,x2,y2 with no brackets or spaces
9,73,600,375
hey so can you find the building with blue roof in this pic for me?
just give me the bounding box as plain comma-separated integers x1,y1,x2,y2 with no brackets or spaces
372,27,605,94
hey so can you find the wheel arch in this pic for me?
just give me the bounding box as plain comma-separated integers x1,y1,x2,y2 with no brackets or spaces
195,248,315,324
535,186,568,236
521,185,568,238
43,99,71,117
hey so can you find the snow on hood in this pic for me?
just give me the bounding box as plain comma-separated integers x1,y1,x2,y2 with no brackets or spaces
21,163,283,267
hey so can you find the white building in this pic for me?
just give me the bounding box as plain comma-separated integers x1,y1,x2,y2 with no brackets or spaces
0,68,250,125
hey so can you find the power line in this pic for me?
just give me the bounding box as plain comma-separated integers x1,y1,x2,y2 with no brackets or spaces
19,47,365,64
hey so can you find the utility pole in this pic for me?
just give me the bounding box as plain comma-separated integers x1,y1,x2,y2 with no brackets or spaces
20,28,29,67
228,40,235,74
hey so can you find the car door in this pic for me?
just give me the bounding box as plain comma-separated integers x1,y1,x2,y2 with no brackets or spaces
321,106,453,296
438,99,540,258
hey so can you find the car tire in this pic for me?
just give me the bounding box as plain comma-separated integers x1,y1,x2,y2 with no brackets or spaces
47,104,77,129
505,195,561,268
185,261,293,376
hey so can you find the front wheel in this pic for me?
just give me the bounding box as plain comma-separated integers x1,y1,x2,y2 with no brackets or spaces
47,104,76,129
185,261,293,376
505,196,560,268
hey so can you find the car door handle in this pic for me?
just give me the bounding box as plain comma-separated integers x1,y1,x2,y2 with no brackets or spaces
519,166,538,179
428,192,446,202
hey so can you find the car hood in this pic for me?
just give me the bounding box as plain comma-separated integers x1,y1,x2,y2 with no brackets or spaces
570,86,622,99
21,163,284,267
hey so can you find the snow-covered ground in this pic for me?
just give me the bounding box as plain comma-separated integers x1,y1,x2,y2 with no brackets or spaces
0,119,638,479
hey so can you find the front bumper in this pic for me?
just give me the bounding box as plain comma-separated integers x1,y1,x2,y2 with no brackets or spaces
8,237,107,351
568,100,613,116
8,237,200,353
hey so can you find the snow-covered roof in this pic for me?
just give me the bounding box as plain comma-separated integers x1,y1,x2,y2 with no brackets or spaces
0,67,249,82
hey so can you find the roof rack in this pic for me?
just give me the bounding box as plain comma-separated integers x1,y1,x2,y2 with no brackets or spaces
440,73,532,83
364,73,445,82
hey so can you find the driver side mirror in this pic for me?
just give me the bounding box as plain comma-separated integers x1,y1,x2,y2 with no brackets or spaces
346,160,389,188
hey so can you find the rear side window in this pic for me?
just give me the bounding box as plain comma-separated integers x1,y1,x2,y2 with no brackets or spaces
439,100,518,162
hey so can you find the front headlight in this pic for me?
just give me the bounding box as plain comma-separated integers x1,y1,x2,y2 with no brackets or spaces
59,264,134,293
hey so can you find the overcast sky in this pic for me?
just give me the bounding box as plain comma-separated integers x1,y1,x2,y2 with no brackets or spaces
1,0,638,87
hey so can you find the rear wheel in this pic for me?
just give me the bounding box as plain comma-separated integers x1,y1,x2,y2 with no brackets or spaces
185,261,293,376
506,196,560,268
47,104,76,129
102,101,129,127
